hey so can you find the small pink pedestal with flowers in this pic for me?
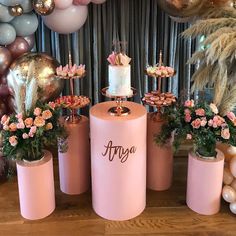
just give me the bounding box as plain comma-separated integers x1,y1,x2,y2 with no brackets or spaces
58,116,90,195
147,113,173,191
90,101,147,221
186,149,224,215
16,151,55,220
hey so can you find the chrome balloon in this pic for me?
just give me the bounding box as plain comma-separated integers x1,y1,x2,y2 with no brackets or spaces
6,53,64,113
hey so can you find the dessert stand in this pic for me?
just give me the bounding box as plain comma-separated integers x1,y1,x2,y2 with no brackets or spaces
56,52,90,195
144,51,176,191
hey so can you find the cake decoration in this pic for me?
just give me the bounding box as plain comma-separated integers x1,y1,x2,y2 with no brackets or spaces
56,64,86,78
107,52,131,66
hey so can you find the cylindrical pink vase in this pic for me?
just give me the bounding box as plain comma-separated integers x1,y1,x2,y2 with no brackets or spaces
58,116,90,195
16,151,55,220
147,113,173,191
186,149,224,215
90,101,147,221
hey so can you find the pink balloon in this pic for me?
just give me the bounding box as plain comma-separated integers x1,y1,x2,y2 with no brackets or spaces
42,5,88,34
91,0,106,4
7,37,29,59
73,0,91,5
24,35,35,51
54,0,73,9
0,47,12,75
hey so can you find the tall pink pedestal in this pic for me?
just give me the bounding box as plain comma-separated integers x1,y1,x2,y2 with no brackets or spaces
90,101,147,221
147,113,173,191
16,151,55,220
186,149,224,215
58,116,90,195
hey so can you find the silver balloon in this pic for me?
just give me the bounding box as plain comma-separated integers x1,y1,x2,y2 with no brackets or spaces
0,4,15,22
157,0,205,17
6,53,64,113
0,0,23,6
0,23,16,45
10,13,38,37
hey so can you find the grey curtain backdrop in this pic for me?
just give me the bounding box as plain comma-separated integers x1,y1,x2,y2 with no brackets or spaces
35,0,195,108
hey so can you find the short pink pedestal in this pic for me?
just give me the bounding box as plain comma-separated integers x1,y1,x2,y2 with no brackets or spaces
147,113,173,191
58,116,90,195
90,101,147,221
16,151,55,220
186,150,224,215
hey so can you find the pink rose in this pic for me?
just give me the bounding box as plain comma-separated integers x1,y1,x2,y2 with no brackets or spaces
184,109,191,115
186,134,192,140
208,119,213,126
184,100,195,108
34,107,42,116
213,115,225,127
15,113,23,120
24,118,33,128
191,118,201,129
1,115,10,126
210,103,218,114
227,111,235,121
9,136,18,147
22,133,29,139
28,132,34,138
30,126,37,134
221,128,230,139
195,108,205,116
200,118,207,127
17,122,25,129
185,114,192,123
9,123,17,132
48,102,56,110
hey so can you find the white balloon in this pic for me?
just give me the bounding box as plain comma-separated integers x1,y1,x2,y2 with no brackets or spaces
222,185,236,203
229,202,236,214
42,5,88,34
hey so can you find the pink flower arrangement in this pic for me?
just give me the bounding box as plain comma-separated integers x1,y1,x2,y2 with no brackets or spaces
1,102,67,161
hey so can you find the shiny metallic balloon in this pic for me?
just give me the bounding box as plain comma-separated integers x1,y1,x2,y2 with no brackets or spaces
6,53,64,112
33,0,55,16
7,37,29,59
0,47,12,75
23,34,35,50
8,4,23,17
157,0,205,17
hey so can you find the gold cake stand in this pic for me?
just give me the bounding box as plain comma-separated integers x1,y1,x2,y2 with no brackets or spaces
101,87,137,116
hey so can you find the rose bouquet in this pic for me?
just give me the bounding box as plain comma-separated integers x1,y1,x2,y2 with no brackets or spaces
155,100,236,158
1,102,67,162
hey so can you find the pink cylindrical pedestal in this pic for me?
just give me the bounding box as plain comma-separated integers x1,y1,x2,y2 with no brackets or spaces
186,149,224,215
90,101,147,221
58,116,90,195
147,113,173,191
16,151,55,220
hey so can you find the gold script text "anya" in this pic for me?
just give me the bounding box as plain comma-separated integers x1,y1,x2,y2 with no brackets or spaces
102,140,137,163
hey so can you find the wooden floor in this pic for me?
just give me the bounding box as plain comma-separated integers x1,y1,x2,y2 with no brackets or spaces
0,156,235,236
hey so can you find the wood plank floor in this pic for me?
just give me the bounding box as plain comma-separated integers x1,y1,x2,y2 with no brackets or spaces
0,156,235,236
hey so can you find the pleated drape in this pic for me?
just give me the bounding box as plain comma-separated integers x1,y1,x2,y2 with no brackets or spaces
35,0,195,107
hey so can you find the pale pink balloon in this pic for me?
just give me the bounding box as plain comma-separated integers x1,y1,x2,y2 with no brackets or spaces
73,0,91,5
42,5,88,34
91,0,106,4
7,37,29,59
54,0,73,9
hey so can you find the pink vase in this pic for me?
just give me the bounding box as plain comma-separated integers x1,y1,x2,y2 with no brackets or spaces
186,149,224,215
58,116,90,195
16,150,55,220
147,113,173,191
90,101,147,221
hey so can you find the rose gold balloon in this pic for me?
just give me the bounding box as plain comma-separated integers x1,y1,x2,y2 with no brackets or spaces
24,35,35,50
33,0,55,16
0,47,12,75
224,167,234,185
7,37,29,59
222,185,236,203
230,157,236,178
8,5,24,17
157,0,205,17
231,179,236,190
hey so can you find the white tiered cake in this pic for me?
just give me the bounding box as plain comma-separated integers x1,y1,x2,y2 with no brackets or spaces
107,52,132,97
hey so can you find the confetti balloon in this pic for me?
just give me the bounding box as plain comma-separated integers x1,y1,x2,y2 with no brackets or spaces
33,0,55,16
